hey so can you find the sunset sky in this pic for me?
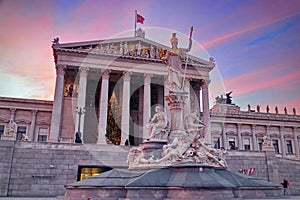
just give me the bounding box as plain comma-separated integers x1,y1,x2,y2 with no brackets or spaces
0,0,299,114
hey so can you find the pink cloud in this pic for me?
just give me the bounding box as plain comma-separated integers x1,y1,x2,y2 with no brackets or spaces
202,1,300,48
224,65,300,97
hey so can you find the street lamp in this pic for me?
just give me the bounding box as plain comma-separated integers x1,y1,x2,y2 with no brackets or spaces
75,107,85,144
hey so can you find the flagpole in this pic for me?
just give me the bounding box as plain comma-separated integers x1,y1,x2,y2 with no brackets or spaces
134,10,137,37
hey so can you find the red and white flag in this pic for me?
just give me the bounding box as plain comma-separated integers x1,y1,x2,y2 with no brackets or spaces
136,13,145,24
247,168,255,176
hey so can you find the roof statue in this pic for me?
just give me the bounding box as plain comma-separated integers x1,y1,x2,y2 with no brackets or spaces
127,28,227,169
226,91,232,104
215,91,233,104
52,37,59,44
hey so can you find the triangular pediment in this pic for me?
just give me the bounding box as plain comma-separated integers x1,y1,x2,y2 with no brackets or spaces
52,36,214,69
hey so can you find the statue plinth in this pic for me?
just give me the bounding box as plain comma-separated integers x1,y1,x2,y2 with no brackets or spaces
1,134,16,141
142,139,168,159
166,91,188,139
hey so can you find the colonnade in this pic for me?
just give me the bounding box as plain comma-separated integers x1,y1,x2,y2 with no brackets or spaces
49,65,211,145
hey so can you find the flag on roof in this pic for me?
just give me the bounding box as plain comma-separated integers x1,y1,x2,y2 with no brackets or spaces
136,13,145,24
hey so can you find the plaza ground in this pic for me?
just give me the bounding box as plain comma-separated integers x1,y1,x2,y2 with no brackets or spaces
0,196,299,200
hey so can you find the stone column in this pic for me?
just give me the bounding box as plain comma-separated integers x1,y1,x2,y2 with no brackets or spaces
280,126,286,158
193,85,201,116
293,127,299,158
9,108,16,121
183,78,191,117
75,67,89,143
202,80,211,144
97,69,110,144
251,124,257,150
121,72,131,145
143,74,152,140
28,110,37,141
166,92,187,137
163,76,171,120
49,64,65,142
221,122,227,149
237,123,242,150
198,84,202,117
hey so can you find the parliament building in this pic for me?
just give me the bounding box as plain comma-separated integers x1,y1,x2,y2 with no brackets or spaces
0,29,299,197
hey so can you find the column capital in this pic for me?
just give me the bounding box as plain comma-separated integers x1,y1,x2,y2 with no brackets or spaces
164,75,168,85
56,64,66,75
101,69,111,79
280,126,285,131
31,110,38,116
201,79,211,88
10,108,16,114
79,67,89,77
123,71,132,81
144,74,153,83
237,123,242,129
184,78,192,87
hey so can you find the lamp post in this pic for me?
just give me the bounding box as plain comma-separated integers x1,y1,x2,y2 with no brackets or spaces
75,107,85,144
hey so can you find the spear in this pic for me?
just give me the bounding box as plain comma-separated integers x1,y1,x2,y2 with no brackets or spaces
182,26,193,90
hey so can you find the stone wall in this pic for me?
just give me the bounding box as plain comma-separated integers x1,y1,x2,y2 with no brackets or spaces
0,141,130,197
277,157,300,194
0,140,300,197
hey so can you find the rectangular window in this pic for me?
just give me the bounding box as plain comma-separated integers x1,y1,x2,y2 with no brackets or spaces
272,139,279,154
228,137,236,150
213,137,220,149
38,135,47,142
286,140,293,154
0,125,4,139
243,138,251,151
258,138,263,151
37,128,48,142
17,126,26,141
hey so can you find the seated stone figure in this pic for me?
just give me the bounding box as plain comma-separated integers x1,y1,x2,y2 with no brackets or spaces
5,119,17,136
147,106,168,139
184,112,204,132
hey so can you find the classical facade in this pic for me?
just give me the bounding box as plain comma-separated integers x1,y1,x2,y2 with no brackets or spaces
0,97,52,141
0,30,299,159
49,30,214,145
210,101,300,159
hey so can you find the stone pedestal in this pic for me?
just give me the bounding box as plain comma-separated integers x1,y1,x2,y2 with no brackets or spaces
142,139,167,159
166,91,188,140
1,135,16,141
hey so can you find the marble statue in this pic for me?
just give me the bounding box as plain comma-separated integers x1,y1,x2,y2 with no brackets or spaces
124,42,129,55
184,112,204,132
127,28,228,170
119,42,124,55
5,119,17,136
163,30,192,92
147,106,168,139
155,47,160,59
150,45,155,59
136,41,142,56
